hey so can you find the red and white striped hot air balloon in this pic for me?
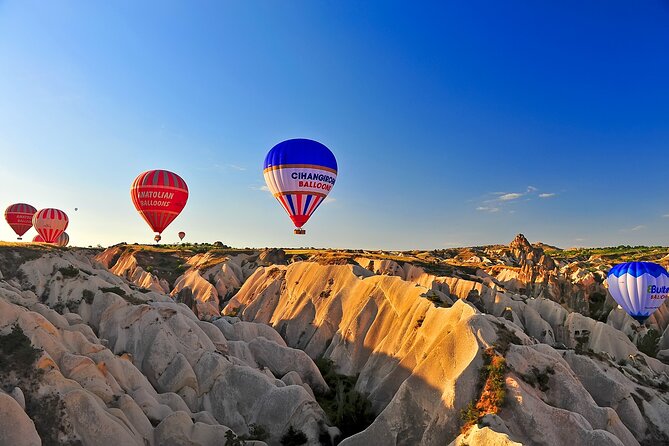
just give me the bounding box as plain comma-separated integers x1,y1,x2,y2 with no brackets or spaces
33,209,69,243
131,170,189,241
32,234,45,243
5,203,37,239
55,232,69,247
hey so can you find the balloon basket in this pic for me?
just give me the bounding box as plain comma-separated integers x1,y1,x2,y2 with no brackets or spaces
294,228,306,235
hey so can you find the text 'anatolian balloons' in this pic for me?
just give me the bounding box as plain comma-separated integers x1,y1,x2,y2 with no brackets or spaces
131,170,189,237
5,203,37,239
33,208,68,243
263,139,337,234
607,262,669,323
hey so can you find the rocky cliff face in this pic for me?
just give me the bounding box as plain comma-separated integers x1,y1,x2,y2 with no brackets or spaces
225,260,669,446
0,248,335,446
4,238,669,446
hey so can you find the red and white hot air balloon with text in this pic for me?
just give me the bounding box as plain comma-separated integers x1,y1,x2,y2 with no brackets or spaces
131,170,189,242
5,203,37,240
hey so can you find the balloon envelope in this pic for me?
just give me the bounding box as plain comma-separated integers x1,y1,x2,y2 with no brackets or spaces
32,234,45,243
263,139,337,230
607,262,669,322
131,170,189,235
5,203,37,238
55,232,69,247
33,209,68,243
178,231,185,240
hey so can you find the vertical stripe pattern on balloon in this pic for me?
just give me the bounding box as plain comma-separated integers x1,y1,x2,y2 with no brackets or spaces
5,203,37,237
263,139,337,229
130,170,189,234
32,208,69,243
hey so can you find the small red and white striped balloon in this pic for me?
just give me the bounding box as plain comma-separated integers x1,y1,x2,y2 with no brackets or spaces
32,234,45,243
55,232,69,247
33,209,68,243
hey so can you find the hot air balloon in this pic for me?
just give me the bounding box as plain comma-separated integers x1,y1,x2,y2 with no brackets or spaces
33,209,68,243
5,203,37,240
178,231,185,241
607,262,669,323
131,170,189,242
32,234,45,243
263,139,337,234
55,232,69,247
154,234,162,243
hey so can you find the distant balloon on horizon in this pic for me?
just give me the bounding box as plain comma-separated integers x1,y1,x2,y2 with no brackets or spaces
5,203,37,240
55,232,69,247
178,231,185,241
263,139,337,235
33,208,68,244
130,170,189,241
607,262,669,323
32,234,45,243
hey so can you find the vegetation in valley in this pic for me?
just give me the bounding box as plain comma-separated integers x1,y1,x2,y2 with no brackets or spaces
637,329,661,358
460,347,508,434
280,426,308,446
518,365,555,392
0,325,81,445
100,286,146,305
315,358,375,442
241,423,270,442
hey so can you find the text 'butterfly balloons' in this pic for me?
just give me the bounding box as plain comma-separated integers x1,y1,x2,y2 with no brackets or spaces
607,262,669,323
263,139,337,234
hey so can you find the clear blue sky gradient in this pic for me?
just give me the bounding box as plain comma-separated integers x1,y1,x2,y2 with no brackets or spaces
1,1,668,249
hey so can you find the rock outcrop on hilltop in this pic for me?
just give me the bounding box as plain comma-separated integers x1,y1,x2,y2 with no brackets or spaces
0,248,335,446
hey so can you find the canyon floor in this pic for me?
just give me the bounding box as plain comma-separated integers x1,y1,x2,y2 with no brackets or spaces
1,234,669,446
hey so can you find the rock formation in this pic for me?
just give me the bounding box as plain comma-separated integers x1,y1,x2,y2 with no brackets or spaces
3,236,669,445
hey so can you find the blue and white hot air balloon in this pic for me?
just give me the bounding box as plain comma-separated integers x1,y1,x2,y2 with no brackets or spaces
263,139,338,235
607,262,669,323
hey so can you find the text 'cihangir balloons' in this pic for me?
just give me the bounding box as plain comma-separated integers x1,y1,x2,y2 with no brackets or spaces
131,170,189,239
33,208,69,244
5,203,37,239
607,262,669,323
263,139,337,234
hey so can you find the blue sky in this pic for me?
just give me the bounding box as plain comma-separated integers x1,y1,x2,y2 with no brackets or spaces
1,1,668,250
